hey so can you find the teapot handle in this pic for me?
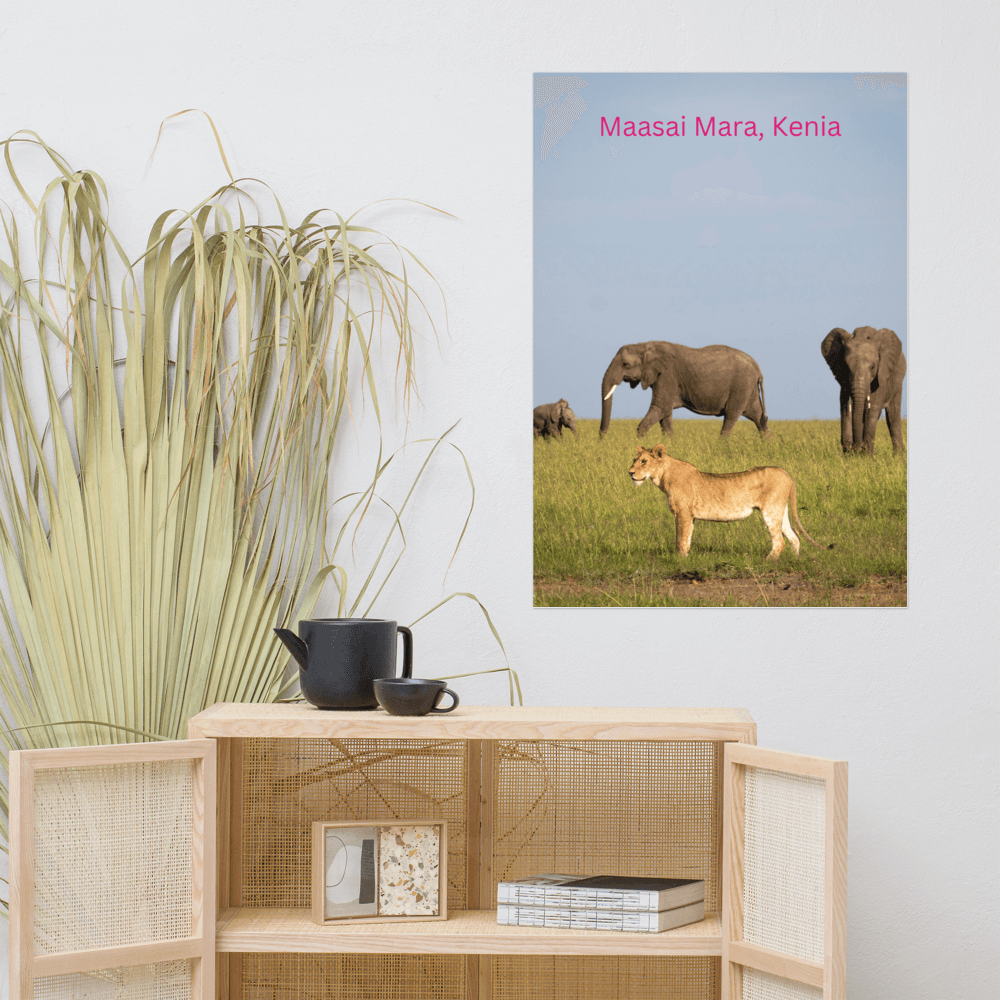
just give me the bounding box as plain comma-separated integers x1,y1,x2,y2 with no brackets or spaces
397,625,413,678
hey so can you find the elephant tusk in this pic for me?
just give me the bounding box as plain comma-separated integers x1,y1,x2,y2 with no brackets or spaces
847,398,852,414
604,384,617,401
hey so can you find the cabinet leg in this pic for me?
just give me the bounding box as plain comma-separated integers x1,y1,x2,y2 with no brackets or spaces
479,955,493,1000
464,954,493,1000
466,956,479,1000
216,953,242,1000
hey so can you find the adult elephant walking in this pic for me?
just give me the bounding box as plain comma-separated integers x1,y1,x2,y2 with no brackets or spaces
599,341,769,438
821,326,906,454
534,399,578,438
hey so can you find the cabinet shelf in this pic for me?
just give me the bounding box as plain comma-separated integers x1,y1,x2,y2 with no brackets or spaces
216,907,723,956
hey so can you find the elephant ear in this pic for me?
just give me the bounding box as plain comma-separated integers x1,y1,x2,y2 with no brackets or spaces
875,329,904,383
639,344,666,390
821,328,850,382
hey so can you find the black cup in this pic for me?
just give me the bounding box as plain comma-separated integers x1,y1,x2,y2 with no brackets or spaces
373,678,459,716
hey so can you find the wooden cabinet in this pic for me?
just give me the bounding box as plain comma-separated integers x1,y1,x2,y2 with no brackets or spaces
9,705,846,1000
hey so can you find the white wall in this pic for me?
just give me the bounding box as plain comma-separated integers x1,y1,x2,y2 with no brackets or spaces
2,2,997,997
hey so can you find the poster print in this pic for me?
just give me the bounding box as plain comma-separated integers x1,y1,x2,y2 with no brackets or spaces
533,73,906,608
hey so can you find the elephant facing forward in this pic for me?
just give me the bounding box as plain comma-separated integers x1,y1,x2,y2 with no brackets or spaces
600,341,769,438
821,326,906,454
534,399,578,438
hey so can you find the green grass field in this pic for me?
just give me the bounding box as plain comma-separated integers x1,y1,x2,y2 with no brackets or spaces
534,419,907,607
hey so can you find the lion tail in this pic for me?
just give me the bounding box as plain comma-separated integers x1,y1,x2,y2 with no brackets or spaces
789,481,831,550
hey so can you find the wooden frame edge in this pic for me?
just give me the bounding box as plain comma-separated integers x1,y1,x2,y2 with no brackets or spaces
827,760,848,1000
32,937,203,977
195,743,217,1000
727,941,824,989
311,820,326,924
15,739,217,770
311,819,449,925
9,750,34,1000
725,743,841,779
721,744,745,1000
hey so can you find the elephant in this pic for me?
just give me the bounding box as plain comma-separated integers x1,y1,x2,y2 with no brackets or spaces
599,341,769,438
821,326,906,454
534,399,578,438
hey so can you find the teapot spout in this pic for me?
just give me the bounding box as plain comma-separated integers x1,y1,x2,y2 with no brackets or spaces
273,628,310,671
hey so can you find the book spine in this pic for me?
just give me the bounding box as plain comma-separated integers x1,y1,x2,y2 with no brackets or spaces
496,884,660,911
496,905,661,932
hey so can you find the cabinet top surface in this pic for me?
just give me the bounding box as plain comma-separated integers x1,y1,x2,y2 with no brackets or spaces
188,703,755,741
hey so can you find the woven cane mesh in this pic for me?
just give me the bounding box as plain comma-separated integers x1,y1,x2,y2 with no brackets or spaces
743,766,825,963
241,953,465,1000
742,967,823,1000
493,956,719,1000
32,760,194,954
242,738,468,909
493,741,722,910
33,961,192,1000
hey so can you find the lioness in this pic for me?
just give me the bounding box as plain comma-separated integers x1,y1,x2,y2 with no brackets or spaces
628,444,824,560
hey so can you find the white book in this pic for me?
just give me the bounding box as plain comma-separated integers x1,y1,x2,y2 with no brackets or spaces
496,873,705,912
496,899,706,933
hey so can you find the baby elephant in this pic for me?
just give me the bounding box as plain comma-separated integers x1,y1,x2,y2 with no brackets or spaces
534,399,578,438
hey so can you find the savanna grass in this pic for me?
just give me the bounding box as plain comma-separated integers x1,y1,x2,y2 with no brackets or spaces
534,418,906,605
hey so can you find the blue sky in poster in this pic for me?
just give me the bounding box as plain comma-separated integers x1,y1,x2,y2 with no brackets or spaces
533,73,907,421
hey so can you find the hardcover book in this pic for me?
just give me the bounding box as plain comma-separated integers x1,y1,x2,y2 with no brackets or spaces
497,899,706,933
496,873,704,911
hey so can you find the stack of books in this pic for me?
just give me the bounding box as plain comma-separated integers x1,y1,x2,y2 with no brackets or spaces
496,873,705,933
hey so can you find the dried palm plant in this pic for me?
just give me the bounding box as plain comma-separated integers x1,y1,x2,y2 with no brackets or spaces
0,130,515,913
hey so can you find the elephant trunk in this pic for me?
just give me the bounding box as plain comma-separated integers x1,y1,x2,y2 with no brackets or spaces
851,379,868,450
600,363,623,435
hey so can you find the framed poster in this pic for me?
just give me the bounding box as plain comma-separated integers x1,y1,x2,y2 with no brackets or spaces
533,73,906,608
311,820,447,925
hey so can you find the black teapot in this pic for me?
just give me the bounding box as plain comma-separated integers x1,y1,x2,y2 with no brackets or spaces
274,618,413,710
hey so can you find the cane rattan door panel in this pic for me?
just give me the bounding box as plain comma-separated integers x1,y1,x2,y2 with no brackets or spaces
8,740,216,1000
721,745,847,1000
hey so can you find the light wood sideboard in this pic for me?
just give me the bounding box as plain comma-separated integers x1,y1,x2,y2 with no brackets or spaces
9,704,846,1000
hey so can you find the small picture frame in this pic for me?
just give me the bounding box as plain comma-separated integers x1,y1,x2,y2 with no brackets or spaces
311,820,448,925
